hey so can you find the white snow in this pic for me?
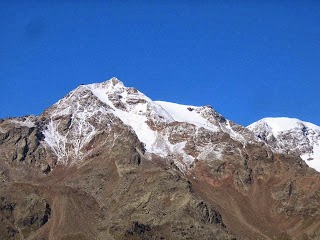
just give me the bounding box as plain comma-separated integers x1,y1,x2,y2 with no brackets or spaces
110,109,157,152
0,127,5,133
197,143,223,161
10,118,35,128
248,117,320,136
42,86,111,164
155,101,219,132
301,144,320,172
171,141,194,165
43,120,69,163
220,120,247,144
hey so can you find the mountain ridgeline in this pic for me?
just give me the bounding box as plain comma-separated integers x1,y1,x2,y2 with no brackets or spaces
0,78,319,240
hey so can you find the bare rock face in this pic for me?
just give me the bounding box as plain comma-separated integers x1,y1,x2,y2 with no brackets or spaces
0,78,320,239
0,189,51,240
0,117,55,180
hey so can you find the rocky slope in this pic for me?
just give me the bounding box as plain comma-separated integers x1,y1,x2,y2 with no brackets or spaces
0,78,319,240
248,117,320,172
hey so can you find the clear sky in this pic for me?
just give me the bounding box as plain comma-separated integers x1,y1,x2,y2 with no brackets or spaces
1,1,320,126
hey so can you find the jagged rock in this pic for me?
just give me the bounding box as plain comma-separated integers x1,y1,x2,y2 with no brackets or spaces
125,221,151,236
130,152,141,165
40,163,51,174
57,114,72,133
195,201,225,226
0,192,51,240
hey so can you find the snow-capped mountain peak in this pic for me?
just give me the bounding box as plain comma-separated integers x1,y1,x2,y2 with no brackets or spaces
40,78,255,171
248,117,320,136
248,117,320,172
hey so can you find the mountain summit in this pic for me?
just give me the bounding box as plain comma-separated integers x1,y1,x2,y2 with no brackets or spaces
0,78,319,240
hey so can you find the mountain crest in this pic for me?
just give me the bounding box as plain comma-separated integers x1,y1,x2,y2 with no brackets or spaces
35,78,258,171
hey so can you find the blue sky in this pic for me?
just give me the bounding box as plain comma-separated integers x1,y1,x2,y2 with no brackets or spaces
1,1,319,126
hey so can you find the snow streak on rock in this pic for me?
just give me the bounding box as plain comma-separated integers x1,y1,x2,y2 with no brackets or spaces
42,86,114,165
10,116,36,128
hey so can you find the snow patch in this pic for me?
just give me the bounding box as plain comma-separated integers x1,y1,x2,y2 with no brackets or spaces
220,120,246,145
43,120,69,164
10,118,35,128
197,143,223,161
155,101,219,132
301,143,320,172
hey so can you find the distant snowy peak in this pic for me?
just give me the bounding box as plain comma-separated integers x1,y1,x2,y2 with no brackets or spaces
248,117,320,136
248,117,320,172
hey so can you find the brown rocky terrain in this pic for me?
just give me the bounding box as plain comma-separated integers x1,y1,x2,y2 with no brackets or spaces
0,78,319,239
